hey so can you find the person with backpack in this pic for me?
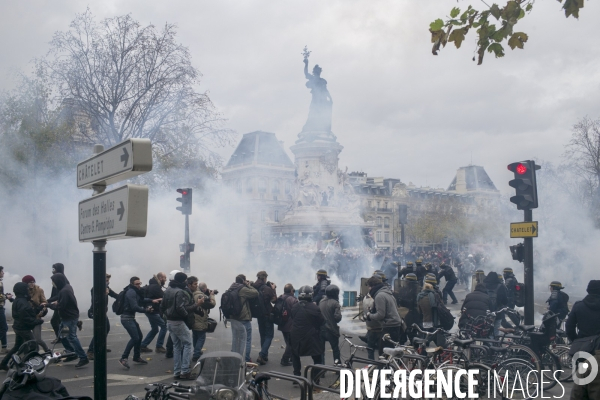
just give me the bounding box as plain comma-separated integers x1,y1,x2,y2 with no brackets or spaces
483,272,508,338
437,263,458,305
275,284,298,367
47,273,88,368
118,276,155,370
546,281,570,323
360,292,382,360
396,273,421,344
191,282,216,362
86,273,118,360
160,272,204,380
291,285,324,379
0,282,44,371
566,280,600,399
140,272,167,354
319,285,342,364
222,274,258,362
365,275,403,352
417,283,439,330
312,269,330,305
251,271,277,365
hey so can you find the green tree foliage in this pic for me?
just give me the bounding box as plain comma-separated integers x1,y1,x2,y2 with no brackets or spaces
430,0,584,65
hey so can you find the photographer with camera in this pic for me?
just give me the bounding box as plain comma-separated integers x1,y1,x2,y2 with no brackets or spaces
252,271,277,365
191,282,217,362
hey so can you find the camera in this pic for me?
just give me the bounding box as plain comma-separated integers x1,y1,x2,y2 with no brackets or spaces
212,289,219,295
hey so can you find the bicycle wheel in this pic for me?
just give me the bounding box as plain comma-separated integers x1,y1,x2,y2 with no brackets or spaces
433,365,479,400
312,368,341,390
495,358,539,399
503,344,542,369
539,348,561,390
552,345,573,382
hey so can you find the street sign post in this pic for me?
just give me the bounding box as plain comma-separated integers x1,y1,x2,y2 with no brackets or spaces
77,138,152,189
77,140,152,400
510,221,538,238
79,184,149,242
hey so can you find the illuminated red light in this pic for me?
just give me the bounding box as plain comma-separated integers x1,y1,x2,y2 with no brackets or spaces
515,285,521,290
516,164,527,175
182,191,187,195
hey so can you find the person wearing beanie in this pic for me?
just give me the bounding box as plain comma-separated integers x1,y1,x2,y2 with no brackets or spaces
48,263,71,340
227,274,258,362
566,280,600,399
160,272,205,380
22,275,49,352
252,271,277,366
365,275,403,351
0,266,14,354
0,282,43,371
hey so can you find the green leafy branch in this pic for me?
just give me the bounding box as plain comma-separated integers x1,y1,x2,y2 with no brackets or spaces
429,0,584,65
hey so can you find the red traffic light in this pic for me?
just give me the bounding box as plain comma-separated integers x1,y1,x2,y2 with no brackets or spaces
176,189,188,195
516,164,527,175
515,285,521,291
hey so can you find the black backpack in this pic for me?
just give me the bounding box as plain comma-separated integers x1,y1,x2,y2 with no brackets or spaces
271,296,289,326
220,285,244,319
488,283,501,312
111,287,128,316
437,302,455,330
249,284,268,319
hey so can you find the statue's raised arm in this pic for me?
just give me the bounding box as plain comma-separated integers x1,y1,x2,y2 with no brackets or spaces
301,48,333,134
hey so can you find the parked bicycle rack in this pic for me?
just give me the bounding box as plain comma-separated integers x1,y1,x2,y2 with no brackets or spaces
260,371,312,400
303,364,345,396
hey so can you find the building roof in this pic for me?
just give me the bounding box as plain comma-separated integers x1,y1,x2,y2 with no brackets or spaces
447,165,497,192
225,131,294,168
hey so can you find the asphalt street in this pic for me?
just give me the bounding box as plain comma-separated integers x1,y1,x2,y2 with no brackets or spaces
1,285,575,399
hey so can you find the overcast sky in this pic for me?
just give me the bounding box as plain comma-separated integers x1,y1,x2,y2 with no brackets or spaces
1,0,599,193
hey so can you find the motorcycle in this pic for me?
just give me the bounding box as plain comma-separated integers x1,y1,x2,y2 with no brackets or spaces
0,340,91,399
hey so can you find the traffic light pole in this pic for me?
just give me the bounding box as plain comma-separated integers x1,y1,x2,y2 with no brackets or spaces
183,214,190,273
524,209,534,325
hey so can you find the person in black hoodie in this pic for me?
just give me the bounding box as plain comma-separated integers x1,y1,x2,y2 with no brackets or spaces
567,280,600,399
0,282,43,370
140,272,167,353
290,285,324,378
459,283,491,329
48,273,88,368
483,272,508,338
437,263,458,305
48,263,66,339
119,276,154,370
86,273,119,359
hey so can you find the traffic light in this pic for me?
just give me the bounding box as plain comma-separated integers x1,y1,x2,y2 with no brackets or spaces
176,188,193,215
514,283,526,307
509,242,524,263
507,160,540,210
180,254,185,269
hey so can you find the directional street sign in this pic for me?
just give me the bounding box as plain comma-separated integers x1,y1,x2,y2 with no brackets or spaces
79,184,149,242
510,221,538,238
77,139,152,189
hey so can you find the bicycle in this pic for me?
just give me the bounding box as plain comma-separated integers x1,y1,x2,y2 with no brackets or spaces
143,382,194,400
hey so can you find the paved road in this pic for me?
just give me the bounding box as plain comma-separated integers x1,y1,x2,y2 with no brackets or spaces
1,285,575,399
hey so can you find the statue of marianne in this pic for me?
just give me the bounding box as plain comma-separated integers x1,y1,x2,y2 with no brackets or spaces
302,52,333,134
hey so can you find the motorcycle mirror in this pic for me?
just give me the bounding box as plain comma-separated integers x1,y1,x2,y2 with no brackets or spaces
383,334,391,341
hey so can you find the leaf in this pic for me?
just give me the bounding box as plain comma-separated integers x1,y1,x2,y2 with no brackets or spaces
430,18,444,31
490,4,501,20
518,9,526,19
526,3,533,12
562,0,584,19
450,7,461,18
448,29,466,49
507,32,529,49
487,43,505,58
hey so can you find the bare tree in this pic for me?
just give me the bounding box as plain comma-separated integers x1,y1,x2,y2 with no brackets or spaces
42,9,233,172
565,116,600,224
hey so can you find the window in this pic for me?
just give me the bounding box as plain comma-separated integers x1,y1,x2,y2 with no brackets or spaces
377,216,382,226
384,202,388,210
376,231,382,242
236,180,242,193
258,179,267,193
285,181,292,194
246,178,254,193
261,210,266,221
377,201,381,209
368,200,372,208
272,180,280,194
384,232,390,242
384,217,390,228
274,210,279,222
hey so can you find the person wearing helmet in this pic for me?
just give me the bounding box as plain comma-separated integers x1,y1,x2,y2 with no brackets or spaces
483,272,508,338
502,268,517,309
546,281,570,322
397,273,420,344
437,263,458,305
425,274,443,300
313,270,330,305
398,262,415,279
365,275,403,350
291,285,324,378
414,259,427,285
0,282,44,371
319,285,342,364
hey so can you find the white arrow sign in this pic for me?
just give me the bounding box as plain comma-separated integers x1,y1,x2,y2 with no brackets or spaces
77,139,152,189
79,184,149,242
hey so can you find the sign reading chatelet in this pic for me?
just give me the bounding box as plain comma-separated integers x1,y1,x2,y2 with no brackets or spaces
79,184,149,242
77,138,152,242
77,138,152,189
510,221,538,238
